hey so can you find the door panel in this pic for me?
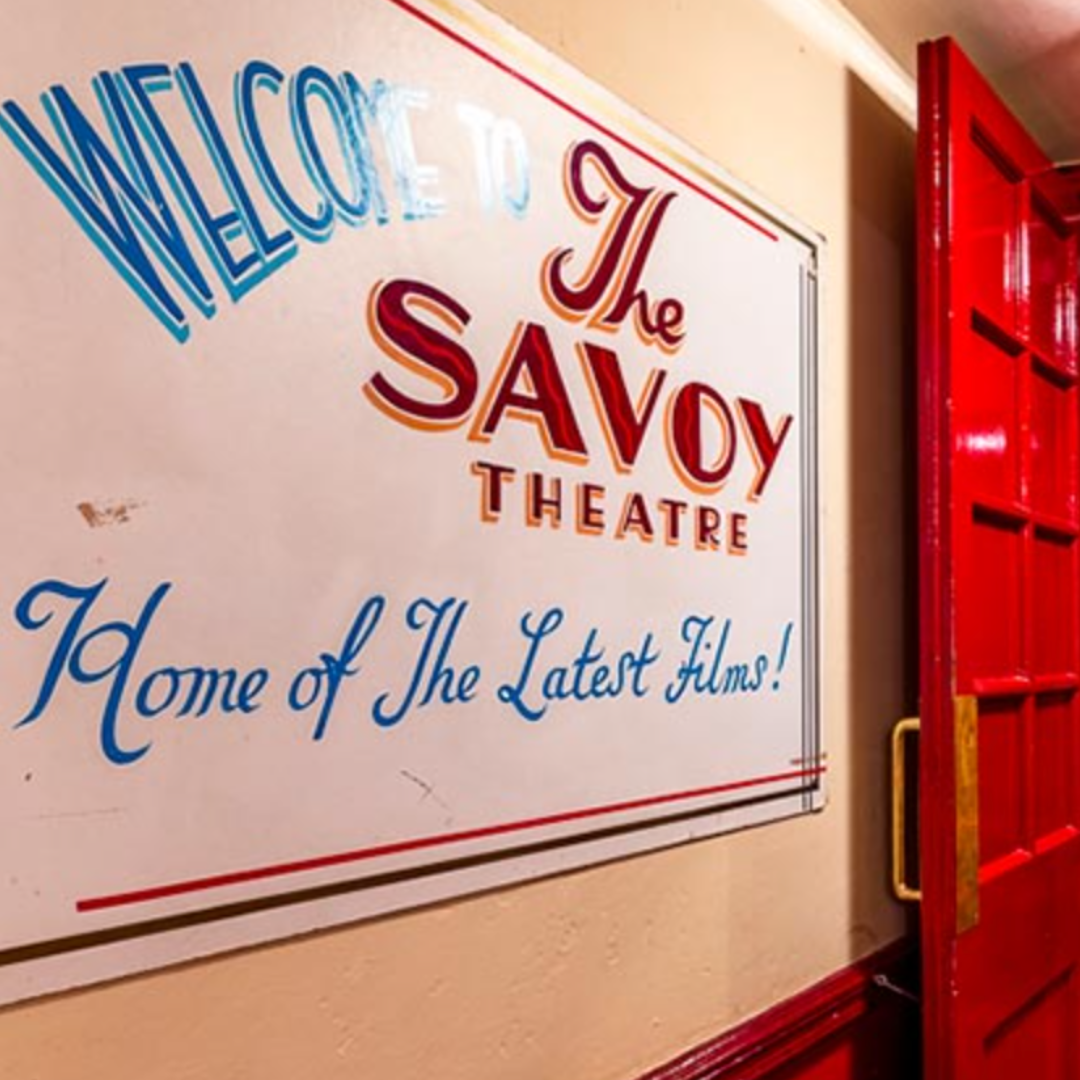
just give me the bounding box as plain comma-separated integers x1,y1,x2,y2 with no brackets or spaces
982,969,1076,1080
919,38,1080,1080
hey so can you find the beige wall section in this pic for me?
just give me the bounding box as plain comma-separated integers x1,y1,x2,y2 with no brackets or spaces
0,2,916,1077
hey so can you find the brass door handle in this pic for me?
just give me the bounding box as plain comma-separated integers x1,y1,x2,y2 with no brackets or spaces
891,717,921,902
890,699,979,932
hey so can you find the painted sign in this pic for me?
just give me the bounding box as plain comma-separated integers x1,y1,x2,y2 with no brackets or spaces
0,0,822,1002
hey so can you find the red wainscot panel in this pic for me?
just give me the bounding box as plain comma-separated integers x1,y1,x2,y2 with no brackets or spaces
638,940,920,1080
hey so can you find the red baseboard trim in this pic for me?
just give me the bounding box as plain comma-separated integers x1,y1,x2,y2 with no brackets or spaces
638,939,919,1080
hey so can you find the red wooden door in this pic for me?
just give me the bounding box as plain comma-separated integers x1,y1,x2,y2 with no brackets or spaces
919,38,1080,1080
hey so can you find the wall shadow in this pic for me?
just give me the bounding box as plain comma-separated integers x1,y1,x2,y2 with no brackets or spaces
844,69,922,1073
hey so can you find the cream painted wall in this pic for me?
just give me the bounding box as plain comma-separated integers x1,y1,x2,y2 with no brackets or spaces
0,1,916,1077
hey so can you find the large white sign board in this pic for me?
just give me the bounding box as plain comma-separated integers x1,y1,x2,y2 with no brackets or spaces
0,0,822,1002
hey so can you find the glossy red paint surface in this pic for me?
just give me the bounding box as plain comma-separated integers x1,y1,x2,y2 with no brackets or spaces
919,38,1080,1080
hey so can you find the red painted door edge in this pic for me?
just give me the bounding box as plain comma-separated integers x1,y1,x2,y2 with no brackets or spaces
916,37,959,1080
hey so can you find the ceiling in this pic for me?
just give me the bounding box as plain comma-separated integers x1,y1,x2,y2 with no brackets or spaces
839,0,1080,162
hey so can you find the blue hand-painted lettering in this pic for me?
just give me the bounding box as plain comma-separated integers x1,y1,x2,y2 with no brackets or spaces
497,608,659,722
287,595,386,740
372,597,480,727
664,615,783,703
11,578,269,765
0,60,463,339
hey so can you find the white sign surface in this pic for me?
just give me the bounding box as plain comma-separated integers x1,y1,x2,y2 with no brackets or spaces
0,0,822,1002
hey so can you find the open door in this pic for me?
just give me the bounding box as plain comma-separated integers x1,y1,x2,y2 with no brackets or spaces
918,37,1080,1080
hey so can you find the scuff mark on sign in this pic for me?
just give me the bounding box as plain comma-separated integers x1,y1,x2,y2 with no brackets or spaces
400,769,454,820
76,499,145,529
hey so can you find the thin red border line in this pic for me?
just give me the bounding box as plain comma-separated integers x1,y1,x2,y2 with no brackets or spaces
76,766,825,912
386,0,779,243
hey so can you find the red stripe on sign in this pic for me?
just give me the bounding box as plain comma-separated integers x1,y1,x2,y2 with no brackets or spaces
76,767,824,912
385,0,780,243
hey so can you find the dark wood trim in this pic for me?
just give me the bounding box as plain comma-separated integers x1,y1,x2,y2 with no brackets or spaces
637,939,919,1080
